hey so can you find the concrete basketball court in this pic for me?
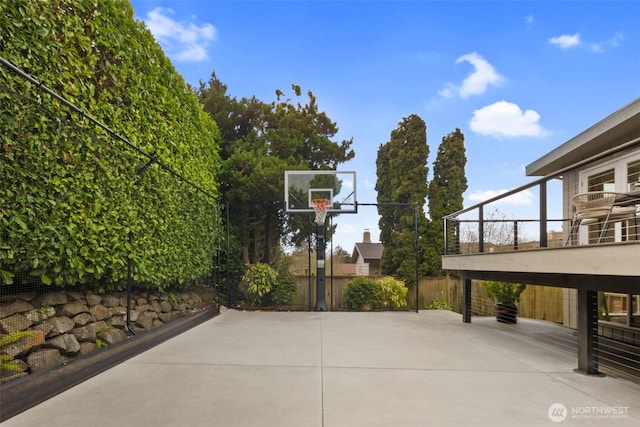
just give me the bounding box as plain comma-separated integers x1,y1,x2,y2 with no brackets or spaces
3,309,639,426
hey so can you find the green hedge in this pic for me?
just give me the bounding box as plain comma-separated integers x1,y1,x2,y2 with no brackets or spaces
344,276,408,310
0,1,221,291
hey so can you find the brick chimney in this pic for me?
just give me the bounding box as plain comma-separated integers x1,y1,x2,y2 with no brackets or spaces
363,229,371,243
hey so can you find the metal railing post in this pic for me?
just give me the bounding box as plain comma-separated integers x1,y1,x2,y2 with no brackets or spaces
443,218,449,255
539,181,548,248
478,205,484,253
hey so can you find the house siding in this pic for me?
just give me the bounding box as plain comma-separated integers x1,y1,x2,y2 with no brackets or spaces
355,254,370,276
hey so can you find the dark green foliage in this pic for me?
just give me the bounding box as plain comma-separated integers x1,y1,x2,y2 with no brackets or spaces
376,115,430,286
216,218,245,303
266,280,298,306
242,263,278,305
0,1,221,291
427,128,468,275
197,76,354,265
426,300,453,310
344,276,408,310
344,277,378,309
483,281,527,306
241,255,298,307
264,254,298,306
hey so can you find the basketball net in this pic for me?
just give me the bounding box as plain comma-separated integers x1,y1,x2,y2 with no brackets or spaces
311,198,331,225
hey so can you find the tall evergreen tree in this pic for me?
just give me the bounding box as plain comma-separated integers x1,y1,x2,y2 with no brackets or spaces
375,114,429,286
426,128,468,275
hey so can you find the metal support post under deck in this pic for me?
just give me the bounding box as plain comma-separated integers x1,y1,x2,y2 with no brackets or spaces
577,289,598,374
463,278,472,323
315,223,327,311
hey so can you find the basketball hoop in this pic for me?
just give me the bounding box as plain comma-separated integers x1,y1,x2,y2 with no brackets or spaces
311,198,331,224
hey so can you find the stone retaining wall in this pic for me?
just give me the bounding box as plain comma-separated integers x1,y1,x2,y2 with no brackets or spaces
0,287,214,384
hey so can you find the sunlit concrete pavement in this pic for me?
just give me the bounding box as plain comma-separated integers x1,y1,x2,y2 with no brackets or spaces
3,309,640,426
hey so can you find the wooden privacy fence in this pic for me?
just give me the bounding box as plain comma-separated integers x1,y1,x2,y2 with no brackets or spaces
292,275,564,324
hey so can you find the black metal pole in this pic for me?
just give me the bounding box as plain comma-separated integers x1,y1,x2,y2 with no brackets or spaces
216,203,221,292
126,231,136,335
415,203,419,313
463,278,472,323
226,202,232,308
330,214,334,311
315,221,327,311
539,181,548,248
443,217,449,256
308,216,312,311
577,289,598,374
478,205,484,253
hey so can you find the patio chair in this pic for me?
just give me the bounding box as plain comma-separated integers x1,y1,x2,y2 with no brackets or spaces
566,191,637,244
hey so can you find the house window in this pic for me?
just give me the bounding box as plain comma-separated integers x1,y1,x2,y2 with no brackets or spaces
587,168,615,192
581,154,640,243
633,294,640,327
628,159,640,190
626,159,640,241
601,293,640,328
584,156,640,328
586,169,615,243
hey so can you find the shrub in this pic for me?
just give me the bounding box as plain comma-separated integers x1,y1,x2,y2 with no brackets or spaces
426,300,453,310
345,276,408,310
344,277,378,309
266,281,297,306
242,263,278,305
262,255,298,306
374,276,408,309
483,281,526,306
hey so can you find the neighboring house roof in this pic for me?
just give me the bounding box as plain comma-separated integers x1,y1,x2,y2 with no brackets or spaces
352,242,384,262
526,97,640,176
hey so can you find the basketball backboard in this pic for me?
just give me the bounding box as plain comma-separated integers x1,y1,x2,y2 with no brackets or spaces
284,170,357,213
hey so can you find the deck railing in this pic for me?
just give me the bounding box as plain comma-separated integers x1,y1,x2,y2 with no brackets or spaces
444,136,640,255
443,175,568,255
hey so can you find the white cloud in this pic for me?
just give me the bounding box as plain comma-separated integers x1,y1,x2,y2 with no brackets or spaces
548,33,581,49
454,52,504,98
469,189,535,206
143,8,216,62
469,101,548,138
548,32,623,53
437,52,503,99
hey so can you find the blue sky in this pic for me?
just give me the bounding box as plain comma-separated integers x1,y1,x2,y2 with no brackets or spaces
130,0,640,251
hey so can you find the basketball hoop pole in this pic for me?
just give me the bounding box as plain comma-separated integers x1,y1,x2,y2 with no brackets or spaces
315,220,328,311
284,170,357,310
312,199,330,311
